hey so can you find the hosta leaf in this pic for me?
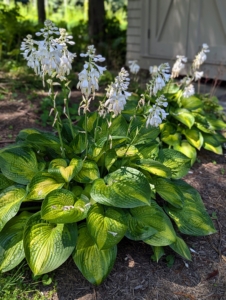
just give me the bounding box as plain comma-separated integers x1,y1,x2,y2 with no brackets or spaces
184,128,204,150
110,115,128,137
154,177,184,208
163,83,180,94
132,159,171,178
202,133,223,154
157,149,191,179
0,174,14,190
160,122,181,146
48,158,83,182
24,212,77,275
87,203,127,249
136,142,159,160
169,236,191,260
143,205,176,246
0,212,32,272
74,160,100,183
70,132,86,154
181,96,203,110
0,147,39,184
0,186,26,231
27,172,64,200
151,246,165,262
165,180,216,236
170,108,195,128
206,117,226,130
174,140,197,166
73,224,117,285
41,189,90,223
90,167,151,208
116,145,139,158
105,149,118,171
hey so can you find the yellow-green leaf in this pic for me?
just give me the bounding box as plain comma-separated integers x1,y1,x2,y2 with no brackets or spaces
170,108,195,129
74,160,100,183
184,128,203,150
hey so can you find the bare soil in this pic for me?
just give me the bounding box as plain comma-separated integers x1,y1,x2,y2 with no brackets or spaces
0,76,226,300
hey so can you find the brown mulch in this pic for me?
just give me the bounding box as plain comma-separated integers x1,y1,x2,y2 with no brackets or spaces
0,78,226,300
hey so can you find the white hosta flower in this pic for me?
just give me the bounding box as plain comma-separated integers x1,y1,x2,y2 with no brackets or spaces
77,45,106,98
148,63,171,96
128,60,140,74
194,71,203,81
146,95,169,127
104,68,131,117
171,55,187,78
193,43,210,69
183,84,195,98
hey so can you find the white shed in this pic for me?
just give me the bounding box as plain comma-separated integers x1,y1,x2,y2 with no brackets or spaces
126,0,226,80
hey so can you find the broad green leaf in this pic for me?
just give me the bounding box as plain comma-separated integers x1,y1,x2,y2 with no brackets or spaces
0,147,39,184
73,224,117,285
87,145,104,162
206,117,226,130
16,128,43,142
24,212,77,275
87,203,127,249
105,149,118,171
70,132,86,154
160,122,181,147
74,160,100,183
110,115,128,137
157,149,191,179
0,186,26,231
48,158,83,182
174,140,197,165
215,132,226,144
41,189,90,223
143,206,176,246
132,159,171,178
163,83,180,94
169,236,191,260
165,180,216,236
170,108,195,128
0,212,32,272
90,167,151,208
202,133,223,154
0,174,14,190
86,112,98,132
193,113,214,133
154,177,184,208
151,246,165,262
126,201,166,241
181,96,203,110
136,142,159,160
116,145,139,158
184,128,204,150
27,172,64,200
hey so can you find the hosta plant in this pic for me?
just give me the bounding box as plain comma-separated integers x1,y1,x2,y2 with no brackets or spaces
0,21,216,285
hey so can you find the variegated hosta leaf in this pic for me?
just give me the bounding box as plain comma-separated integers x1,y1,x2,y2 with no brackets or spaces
70,131,86,154
160,122,181,147
90,167,151,208
170,108,195,129
110,115,128,137
165,180,216,236
143,206,177,246
0,146,39,184
157,149,191,179
0,212,32,272
115,145,139,158
48,158,83,182
181,95,203,110
87,203,127,250
105,149,118,171
132,159,172,178
0,186,26,231
202,133,223,154
87,145,104,162
174,140,197,166
73,224,117,285
151,246,165,262
184,128,204,150
41,189,90,223
169,236,191,260
136,142,159,160
153,177,184,208
206,116,226,130
0,174,14,190
24,212,77,275
74,160,100,183
27,172,64,200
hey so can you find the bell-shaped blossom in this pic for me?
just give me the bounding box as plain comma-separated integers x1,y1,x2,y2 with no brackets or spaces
193,43,210,69
128,60,140,74
183,84,195,98
148,63,171,96
104,68,131,117
171,55,187,78
146,95,169,127
77,45,106,99
194,71,203,81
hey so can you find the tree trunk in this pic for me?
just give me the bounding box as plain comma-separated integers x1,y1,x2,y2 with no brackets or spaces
88,0,105,51
37,0,46,24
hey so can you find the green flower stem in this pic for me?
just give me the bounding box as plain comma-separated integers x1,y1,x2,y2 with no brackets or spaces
84,102,88,157
63,81,75,139
101,113,113,177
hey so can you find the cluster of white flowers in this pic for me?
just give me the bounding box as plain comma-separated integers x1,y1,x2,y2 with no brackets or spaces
148,63,170,96
146,95,169,127
171,55,187,78
20,20,76,82
128,60,140,74
77,45,106,99
104,68,131,117
193,43,210,69
183,84,195,98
